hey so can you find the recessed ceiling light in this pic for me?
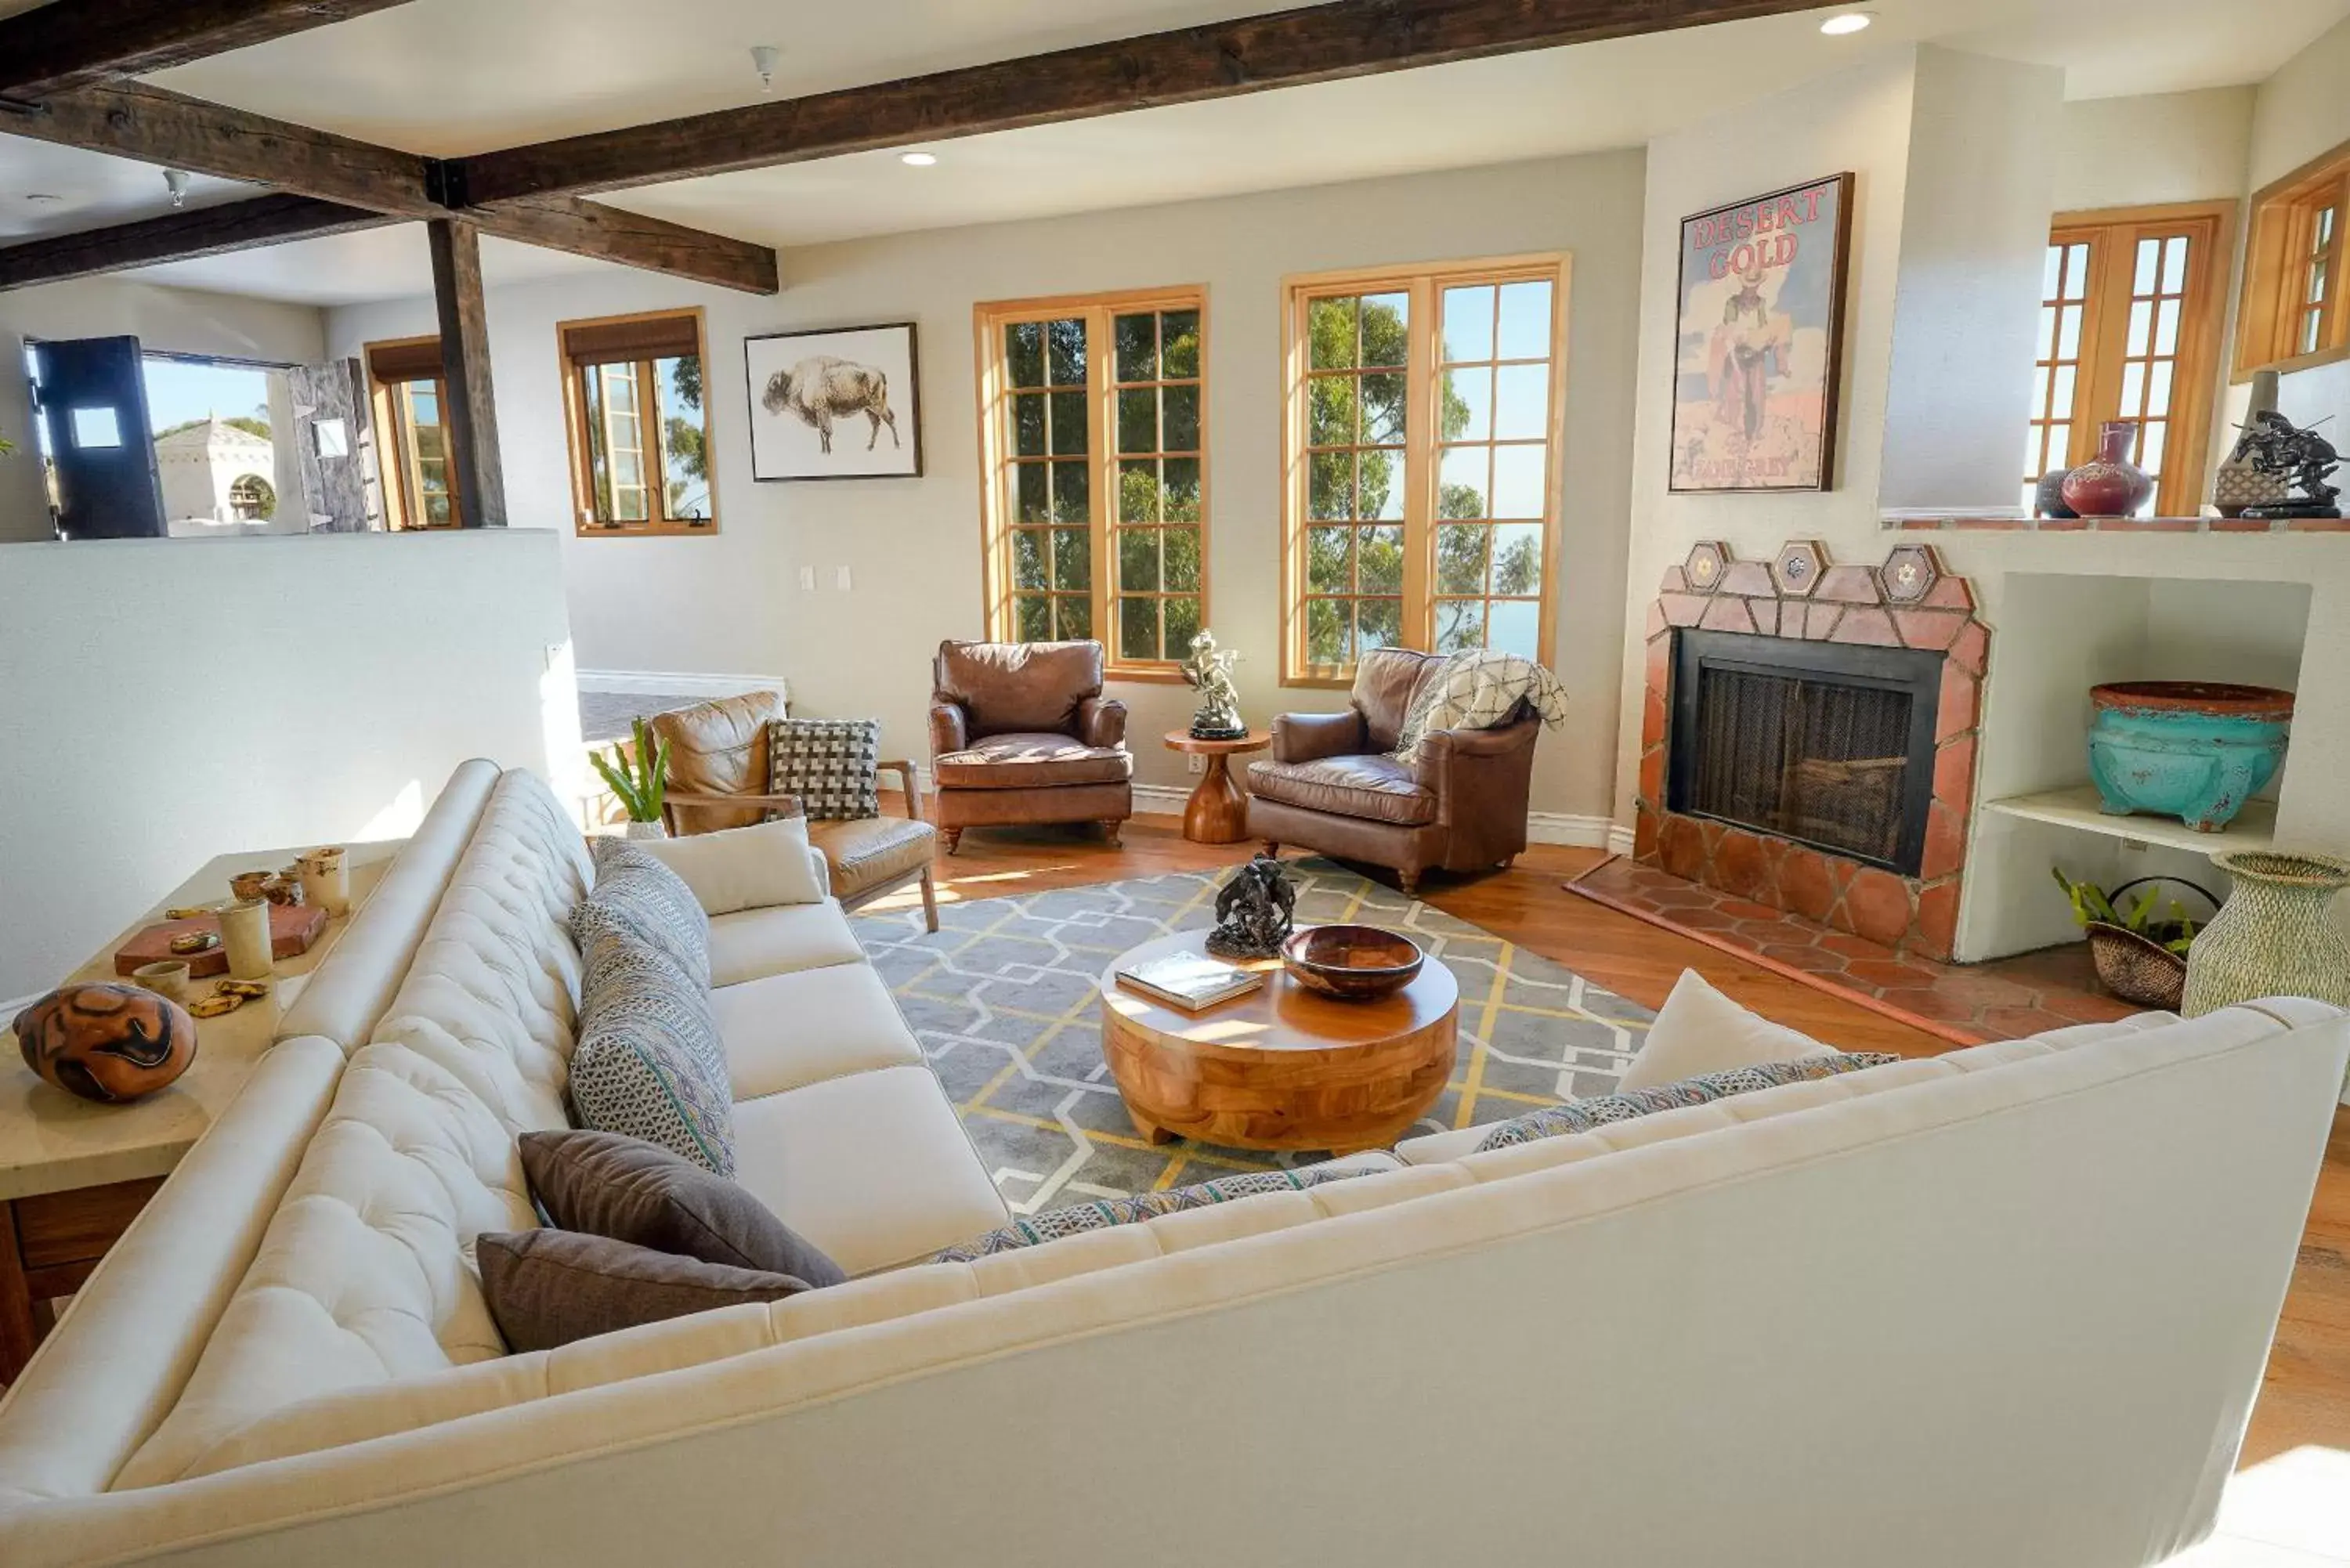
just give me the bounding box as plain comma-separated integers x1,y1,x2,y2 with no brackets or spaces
1819,11,1874,34
900,150,938,167
24,193,63,204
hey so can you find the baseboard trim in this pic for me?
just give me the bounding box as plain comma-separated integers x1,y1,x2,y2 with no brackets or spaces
1527,812,1629,851
1132,784,1191,816
576,669,792,699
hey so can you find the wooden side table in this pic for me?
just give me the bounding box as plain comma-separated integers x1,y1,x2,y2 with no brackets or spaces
1162,729,1271,845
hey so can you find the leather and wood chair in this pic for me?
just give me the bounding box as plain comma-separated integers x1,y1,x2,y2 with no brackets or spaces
1247,648,1539,896
928,640,1133,852
649,691,939,931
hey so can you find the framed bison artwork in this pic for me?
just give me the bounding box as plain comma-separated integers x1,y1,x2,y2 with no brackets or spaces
743,321,924,481
1668,172,1853,493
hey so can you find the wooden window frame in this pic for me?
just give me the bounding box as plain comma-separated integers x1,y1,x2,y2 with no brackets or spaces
556,306,719,539
2236,140,2350,378
973,285,1210,682
363,335,461,531
2036,202,2233,519
1278,254,1570,688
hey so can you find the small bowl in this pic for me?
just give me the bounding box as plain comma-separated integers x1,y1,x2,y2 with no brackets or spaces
131,960,191,1003
1280,924,1424,1002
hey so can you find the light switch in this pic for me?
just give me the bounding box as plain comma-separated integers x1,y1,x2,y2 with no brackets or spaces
834,566,853,591
798,565,816,591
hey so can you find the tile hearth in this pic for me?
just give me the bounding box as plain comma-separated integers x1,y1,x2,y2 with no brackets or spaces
1570,856,2132,1047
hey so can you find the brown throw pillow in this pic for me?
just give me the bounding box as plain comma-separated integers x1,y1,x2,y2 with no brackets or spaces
479,1230,815,1353
519,1129,844,1288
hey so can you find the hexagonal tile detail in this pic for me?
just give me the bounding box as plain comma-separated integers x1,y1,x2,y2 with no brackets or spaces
1879,544,1940,605
1683,540,1729,594
1773,540,1827,598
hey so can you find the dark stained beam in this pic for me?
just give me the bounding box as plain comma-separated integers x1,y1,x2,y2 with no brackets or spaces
0,1,421,102
428,219,506,529
0,83,780,291
458,0,1831,202
0,193,393,291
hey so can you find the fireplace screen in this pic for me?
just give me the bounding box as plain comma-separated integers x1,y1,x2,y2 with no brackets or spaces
1667,631,1945,876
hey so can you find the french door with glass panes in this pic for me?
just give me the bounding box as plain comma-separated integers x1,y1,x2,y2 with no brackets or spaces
2025,204,2232,518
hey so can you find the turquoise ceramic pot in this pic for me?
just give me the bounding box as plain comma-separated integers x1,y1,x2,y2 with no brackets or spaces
2088,682,2294,833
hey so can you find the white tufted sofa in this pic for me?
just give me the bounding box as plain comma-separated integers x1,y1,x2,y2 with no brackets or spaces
0,761,2342,1568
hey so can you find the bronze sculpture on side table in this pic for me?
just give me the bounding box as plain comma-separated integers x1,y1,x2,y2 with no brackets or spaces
1180,630,1247,741
1206,853,1296,959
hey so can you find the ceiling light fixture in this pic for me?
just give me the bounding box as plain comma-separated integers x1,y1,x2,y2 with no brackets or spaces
900,150,938,167
162,168,190,208
750,45,781,94
1819,11,1874,34
25,192,63,204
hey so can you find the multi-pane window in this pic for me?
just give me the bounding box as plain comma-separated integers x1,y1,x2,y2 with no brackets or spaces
365,337,461,529
1283,258,1565,683
2025,206,2228,519
977,288,1207,673
2238,145,2350,374
558,309,714,537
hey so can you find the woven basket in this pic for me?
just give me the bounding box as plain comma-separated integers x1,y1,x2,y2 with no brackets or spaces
2085,922,2189,1010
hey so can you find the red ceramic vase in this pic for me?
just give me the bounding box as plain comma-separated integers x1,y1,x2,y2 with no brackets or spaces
2061,421,2156,518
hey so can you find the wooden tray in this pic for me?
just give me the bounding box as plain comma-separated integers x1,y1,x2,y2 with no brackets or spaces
114,903,328,978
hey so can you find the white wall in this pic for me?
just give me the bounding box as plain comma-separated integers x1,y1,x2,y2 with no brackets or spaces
0,529,580,1000
2051,88,2255,212
327,151,1650,826
0,278,328,541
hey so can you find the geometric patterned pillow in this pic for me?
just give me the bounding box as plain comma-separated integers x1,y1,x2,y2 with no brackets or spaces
929,1158,1390,1263
1392,649,1571,764
569,931,736,1177
768,717,880,822
1472,1050,1902,1153
573,839,711,989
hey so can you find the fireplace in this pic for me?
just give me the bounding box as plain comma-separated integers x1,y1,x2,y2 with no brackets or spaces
1632,540,1988,961
1668,631,1944,876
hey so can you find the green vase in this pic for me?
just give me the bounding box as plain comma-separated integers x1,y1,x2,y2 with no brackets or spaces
2182,851,2350,1017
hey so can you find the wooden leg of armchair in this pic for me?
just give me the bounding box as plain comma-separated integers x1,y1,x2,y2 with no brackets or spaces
1261,841,1281,858
919,868,940,934
1103,820,1123,847
1398,869,1422,898
943,828,964,855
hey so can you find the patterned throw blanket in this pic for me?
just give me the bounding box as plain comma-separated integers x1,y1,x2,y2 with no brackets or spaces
1393,651,1570,764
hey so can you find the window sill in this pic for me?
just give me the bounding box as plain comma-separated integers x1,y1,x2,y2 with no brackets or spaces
2233,343,2350,381
1103,666,1189,686
573,522,720,539
1886,513,2350,534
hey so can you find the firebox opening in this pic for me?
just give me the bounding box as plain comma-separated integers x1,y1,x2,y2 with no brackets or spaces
1667,630,1945,876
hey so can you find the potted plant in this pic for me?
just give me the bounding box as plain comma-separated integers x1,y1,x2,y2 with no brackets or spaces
2051,867,2214,1010
590,717,671,840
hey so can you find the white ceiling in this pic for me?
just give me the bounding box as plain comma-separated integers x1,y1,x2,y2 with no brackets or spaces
0,0,2343,306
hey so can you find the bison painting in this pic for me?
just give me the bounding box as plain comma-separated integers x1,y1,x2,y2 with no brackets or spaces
761,356,901,456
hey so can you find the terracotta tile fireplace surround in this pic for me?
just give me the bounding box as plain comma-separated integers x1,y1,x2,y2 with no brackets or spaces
1631,539,1988,963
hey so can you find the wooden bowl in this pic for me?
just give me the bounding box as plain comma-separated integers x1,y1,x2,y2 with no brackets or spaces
1280,924,1424,1002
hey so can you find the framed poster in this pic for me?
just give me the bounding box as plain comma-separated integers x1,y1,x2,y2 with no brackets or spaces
1668,172,1854,493
743,321,923,481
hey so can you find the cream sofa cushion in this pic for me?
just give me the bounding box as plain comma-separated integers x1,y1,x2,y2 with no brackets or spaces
705,901,865,988
1614,969,1837,1092
712,963,924,1099
729,1066,1009,1277
637,818,825,916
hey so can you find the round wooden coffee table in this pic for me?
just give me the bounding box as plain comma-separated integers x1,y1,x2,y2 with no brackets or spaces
1162,729,1271,844
1098,929,1459,1152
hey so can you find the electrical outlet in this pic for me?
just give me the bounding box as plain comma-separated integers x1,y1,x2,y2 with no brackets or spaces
1188,755,1205,775
797,565,815,591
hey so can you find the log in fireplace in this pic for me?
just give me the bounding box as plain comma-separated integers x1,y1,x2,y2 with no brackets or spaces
1667,630,1944,877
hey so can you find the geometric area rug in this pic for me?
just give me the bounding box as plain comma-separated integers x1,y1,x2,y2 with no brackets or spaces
849,860,1655,1219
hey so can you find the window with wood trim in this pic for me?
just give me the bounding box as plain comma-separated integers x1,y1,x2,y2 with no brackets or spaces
1280,257,1566,684
364,337,461,530
557,309,714,537
2024,204,2231,519
974,287,1206,674
2237,142,2350,376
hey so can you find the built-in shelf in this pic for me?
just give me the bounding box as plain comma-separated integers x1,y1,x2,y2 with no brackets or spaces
1982,786,2276,856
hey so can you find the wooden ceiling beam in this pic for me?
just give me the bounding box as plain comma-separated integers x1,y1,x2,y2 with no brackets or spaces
456,0,1831,202
0,84,780,291
0,1,421,103
0,193,393,291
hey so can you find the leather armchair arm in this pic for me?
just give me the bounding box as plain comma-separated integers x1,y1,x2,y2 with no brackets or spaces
1412,719,1541,816
928,700,969,757
1272,710,1367,764
661,789,804,836
1076,696,1128,749
877,760,926,823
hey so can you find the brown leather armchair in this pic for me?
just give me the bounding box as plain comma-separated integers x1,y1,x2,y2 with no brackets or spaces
1246,648,1539,896
648,691,940,931
929,640,1133,851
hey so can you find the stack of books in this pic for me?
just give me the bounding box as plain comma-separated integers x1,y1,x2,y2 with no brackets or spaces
1114,950,1265,1011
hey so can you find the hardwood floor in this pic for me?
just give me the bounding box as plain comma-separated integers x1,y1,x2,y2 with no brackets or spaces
877,812,2350,1472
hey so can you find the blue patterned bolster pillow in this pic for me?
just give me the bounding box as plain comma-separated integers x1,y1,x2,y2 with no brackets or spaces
933,1160,1390,1263
1473,1051,1902,1153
